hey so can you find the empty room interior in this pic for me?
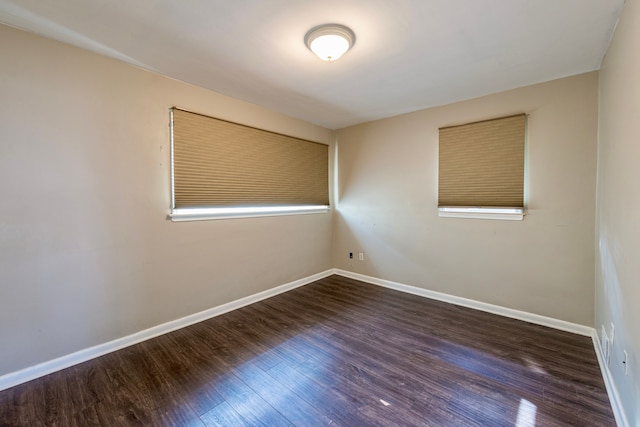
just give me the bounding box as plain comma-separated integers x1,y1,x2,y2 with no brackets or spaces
0,1,638,426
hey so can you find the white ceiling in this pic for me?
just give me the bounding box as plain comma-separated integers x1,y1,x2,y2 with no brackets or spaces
0,0,624,129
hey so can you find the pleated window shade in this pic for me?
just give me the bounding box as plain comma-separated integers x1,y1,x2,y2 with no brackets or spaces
171,108,329,209
438,114,526,207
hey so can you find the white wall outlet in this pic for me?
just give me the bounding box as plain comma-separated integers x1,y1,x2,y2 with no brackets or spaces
610,323,615,346
358,252,364,261
601,326,610,364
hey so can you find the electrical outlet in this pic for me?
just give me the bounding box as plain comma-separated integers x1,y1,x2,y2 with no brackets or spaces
623,350,629,375
349,252,353,259
359,252,364,261
601,326,610,364
610,323,615,346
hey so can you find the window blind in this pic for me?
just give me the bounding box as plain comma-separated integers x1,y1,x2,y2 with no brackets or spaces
438,114,526,208
171,108,329,209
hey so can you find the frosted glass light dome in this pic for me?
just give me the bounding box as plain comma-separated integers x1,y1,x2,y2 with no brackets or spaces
305,24,355,61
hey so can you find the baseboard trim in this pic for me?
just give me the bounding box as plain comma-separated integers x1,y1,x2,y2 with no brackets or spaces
333,269,628,425
0,269,334,392
333,269,594,337
592,332,630,427
3,267,624,427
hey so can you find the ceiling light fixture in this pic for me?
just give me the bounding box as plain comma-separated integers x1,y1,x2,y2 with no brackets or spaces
305,24,355,61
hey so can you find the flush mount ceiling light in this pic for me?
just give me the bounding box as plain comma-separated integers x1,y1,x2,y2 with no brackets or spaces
304,24,355,61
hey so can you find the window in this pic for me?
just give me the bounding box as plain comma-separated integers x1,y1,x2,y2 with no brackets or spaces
169,108,330,221
438,114,526,220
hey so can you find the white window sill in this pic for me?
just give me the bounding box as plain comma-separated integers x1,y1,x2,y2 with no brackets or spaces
438,207,525,221
169,205,331,222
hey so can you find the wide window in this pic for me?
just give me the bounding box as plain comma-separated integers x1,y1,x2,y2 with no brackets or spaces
438,114,526,220
170,108,329,221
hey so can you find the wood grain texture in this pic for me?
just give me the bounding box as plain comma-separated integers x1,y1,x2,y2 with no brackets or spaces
0,275,615,426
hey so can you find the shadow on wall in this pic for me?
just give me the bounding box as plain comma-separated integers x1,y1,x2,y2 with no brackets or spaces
597,229,635,426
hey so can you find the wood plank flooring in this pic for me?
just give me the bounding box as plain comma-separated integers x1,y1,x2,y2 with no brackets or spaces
0,275,616,426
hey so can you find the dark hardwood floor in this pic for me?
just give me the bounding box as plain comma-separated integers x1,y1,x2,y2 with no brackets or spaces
0,275,615,426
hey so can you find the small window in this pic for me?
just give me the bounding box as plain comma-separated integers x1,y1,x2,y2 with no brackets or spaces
169,108,329,221
438,114,526,220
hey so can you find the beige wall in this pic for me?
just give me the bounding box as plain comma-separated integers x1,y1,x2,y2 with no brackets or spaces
0,24,333,376
597,0,640,423
335,72,598,326
3,16,629,409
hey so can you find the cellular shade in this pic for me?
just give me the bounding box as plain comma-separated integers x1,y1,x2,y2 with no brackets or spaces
171,108,329,209
438,114,526,207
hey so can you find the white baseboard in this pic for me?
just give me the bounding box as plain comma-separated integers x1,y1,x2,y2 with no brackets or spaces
333,269,594,336
0,269,334,392
334,269,631,426
2,267,627,427
592,332,630,427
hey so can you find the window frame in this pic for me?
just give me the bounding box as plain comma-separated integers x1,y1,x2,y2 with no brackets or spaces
437,206,525,220
437,114,527,221
168,108,331,222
